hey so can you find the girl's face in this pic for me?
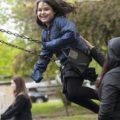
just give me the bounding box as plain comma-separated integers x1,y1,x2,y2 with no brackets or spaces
37,2,55,27
11,80,16,91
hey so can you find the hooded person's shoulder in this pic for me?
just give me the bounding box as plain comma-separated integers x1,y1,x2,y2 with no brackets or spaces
103,66,120,84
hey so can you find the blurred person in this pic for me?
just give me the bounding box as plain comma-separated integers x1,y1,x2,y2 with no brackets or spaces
1,76,32,120
98,37,120,120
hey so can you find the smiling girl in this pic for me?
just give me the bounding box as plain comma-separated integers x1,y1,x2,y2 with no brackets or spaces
32,0,101,113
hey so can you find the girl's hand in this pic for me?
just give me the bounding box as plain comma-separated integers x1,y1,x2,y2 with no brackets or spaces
95,79,100,88
95,78,101,91
31,69,43,83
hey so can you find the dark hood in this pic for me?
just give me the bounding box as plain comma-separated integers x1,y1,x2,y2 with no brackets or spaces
107,37,120,70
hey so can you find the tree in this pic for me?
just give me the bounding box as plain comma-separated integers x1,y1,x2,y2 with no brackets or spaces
0,33,20,75
69,0,120,50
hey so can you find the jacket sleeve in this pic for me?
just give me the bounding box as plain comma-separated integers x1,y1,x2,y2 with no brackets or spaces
98,75,118,120
32,47,53,82
90,47,106,66
44,17,77,50
1,95,27,120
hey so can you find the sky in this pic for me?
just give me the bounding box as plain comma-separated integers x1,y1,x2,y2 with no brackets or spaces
0,1,17,32
0,1,21,41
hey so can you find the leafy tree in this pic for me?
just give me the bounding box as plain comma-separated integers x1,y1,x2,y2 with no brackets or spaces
0,33,20,75
69,0,120,51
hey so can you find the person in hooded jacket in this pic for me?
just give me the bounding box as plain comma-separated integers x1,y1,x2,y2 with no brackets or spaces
31,0,105,113
98,37,120,120
1,76,32,120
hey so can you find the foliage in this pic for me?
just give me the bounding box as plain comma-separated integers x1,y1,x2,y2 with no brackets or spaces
66,0,76,3
69,0,120,50
0,33,20,75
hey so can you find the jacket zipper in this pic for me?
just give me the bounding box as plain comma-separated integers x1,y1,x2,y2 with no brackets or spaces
46,29,50,41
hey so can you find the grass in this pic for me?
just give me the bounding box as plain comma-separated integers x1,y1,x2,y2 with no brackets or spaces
32,101,98,120
32,101,64,116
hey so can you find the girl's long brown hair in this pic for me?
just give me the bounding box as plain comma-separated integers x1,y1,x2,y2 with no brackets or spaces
12,76,32,107
12,76,28,97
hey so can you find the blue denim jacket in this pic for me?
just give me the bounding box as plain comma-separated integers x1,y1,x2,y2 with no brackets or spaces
32,15,90,82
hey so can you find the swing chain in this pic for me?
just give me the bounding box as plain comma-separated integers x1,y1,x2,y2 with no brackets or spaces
0,28,41,43
0,39,40,56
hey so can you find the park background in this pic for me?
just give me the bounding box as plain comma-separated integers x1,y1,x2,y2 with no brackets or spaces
0,0,120,119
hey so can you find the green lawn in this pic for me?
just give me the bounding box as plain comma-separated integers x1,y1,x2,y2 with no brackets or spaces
32,101,98,120
32,101,64,116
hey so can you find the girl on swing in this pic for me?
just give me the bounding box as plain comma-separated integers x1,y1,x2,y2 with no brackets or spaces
32,0,105,113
